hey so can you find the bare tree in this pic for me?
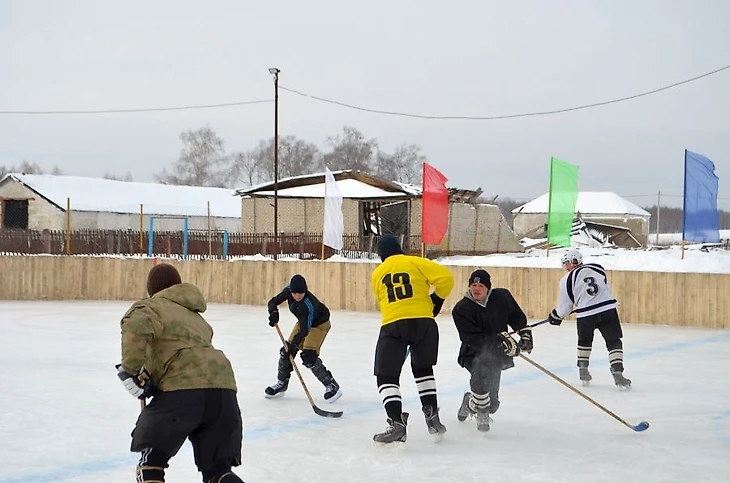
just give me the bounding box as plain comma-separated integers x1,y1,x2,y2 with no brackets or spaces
51,165,64,175
322,126,377,172
279,136,321,178
17,160,45,174
376,143,425,184
247,139,274,182
103,172,134,182
229,151,264,187
0,160,51,177
155,126,229,187
249,135,322,182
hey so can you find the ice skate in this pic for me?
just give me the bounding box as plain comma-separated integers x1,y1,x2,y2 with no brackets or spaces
476,411,492,432
373,412,409,444
579,367,592,386
612,371,632,390
323,380,342,403
264,379,289,398
422,406,447,440
457,391,474,422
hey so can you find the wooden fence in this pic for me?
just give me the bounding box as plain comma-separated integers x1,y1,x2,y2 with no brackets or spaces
0,229,426,259
0,255,728,329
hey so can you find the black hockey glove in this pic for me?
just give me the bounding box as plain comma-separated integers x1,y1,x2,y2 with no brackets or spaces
430,293,445,317
116,364,154,400
547,310,562,326
498,331,520,357
268,310,280,327
518,328,533,354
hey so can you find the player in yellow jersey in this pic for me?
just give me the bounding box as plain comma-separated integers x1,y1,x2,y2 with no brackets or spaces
370,235,455,444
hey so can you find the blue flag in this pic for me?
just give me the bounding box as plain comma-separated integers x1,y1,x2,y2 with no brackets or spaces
683,150,720,243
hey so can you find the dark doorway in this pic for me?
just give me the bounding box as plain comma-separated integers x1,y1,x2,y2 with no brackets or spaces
3,200,29,229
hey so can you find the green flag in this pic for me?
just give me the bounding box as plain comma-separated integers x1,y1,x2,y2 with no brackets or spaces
547,157,579,247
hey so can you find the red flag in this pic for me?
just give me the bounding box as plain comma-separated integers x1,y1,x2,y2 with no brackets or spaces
421,162,449,245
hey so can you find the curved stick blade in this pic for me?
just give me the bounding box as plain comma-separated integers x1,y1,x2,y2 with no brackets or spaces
633,421,650,432
314,405,343,418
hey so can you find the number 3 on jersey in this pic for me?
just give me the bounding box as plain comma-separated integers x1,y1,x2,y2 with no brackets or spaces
382,272,414,303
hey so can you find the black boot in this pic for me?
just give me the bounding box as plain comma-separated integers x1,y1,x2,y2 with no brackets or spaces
612,370,632,390
422,405,446,435
206,471,245,483
264,379,289,398
373,412,409,443
265,352,292,398
457,392,474,422
579,367,592,386
310,359,342,402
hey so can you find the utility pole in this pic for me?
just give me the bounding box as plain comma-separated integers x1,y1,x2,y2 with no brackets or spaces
269,67,280,260
655,190,661,245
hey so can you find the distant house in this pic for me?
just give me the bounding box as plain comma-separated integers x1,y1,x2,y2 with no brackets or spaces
0,174,241,232
511,191,651,247
235,170,524,254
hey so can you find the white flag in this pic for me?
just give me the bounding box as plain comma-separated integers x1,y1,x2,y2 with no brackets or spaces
323,167,344,250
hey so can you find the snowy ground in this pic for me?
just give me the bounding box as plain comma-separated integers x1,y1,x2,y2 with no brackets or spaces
1,301,729,483
230,245,730,274
432,245,730,274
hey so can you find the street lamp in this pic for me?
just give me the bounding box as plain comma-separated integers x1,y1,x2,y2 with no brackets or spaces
269,67,280,260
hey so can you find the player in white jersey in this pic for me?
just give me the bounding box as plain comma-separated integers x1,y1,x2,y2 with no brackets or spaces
547,249,632,389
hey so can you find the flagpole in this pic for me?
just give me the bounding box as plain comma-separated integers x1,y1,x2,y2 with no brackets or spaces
421,161,425,258
681,149,688,261
322,169,327,261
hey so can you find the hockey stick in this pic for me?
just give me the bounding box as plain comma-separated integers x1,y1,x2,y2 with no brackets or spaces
518,353,649,432
508,318,549,335
508,308,580,335
274,324,343,419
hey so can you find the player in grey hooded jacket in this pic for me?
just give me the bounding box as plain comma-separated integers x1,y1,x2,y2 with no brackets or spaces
451,269,532,432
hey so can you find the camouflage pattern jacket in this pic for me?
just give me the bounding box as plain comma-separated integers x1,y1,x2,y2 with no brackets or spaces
120,283,237,393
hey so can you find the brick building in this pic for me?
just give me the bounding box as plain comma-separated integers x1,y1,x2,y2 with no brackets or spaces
511,191,651,247
0,173,241,232
235,170,523,254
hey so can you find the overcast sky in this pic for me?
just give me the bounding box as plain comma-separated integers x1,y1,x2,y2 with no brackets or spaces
2,1,729,209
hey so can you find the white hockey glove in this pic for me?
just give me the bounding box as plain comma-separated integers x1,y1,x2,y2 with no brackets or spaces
116,364,154,399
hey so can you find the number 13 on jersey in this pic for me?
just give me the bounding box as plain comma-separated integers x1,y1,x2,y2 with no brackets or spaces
381,272,414,303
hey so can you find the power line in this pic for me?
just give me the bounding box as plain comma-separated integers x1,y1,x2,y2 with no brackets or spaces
0,62,728,117
280,63,730,120
0,99,273,115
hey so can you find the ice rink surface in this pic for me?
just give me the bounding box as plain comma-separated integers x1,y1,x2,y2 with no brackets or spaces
1,300,729,483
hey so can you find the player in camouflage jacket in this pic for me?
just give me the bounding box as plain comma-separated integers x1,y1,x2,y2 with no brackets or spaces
117,264,244,483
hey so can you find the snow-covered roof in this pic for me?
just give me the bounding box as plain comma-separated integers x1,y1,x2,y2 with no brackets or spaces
247,178,412,199
2,173,241,218
235,170,483,202
512,192,650,217
236,170,419,199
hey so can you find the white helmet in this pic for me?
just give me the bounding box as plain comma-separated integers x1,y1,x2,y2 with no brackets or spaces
561,249,583,266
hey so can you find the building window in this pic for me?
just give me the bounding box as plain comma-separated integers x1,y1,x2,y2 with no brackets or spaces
2,199,29,229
